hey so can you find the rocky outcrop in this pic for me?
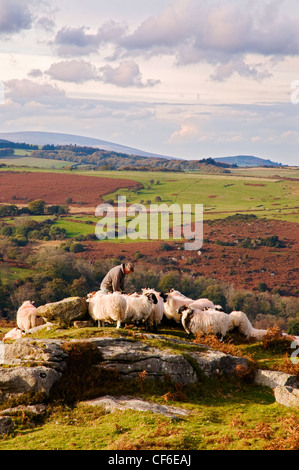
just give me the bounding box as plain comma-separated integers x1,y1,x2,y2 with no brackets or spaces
255,369,299,408
84,396,190,418
0,335,298,408
0,416,13,435
0,366,62,403
274,386,299,408
93,336,250,383
254,369,299,390
36,297,88,328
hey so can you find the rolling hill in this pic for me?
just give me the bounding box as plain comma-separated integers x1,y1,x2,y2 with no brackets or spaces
214,155,283,167
0,131,175,160
0,131,285,168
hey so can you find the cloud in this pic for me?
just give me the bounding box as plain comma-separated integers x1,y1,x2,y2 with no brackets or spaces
210,57,272,82
110,0,299,81
169,123,200,143
54,26,101,57
46,59,99,83
53,21,127,57
5,79,65,105
43,58,160,88
0,0,34,35
99,60,160,88
28,68,44,78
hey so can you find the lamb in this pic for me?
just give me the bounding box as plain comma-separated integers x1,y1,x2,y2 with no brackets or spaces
16,300,45,332
177,305,231,341
161,290,215,323
228,311,268,339
123,291,158,325
4,327,25,341
87,291,127,329
142,288,164,331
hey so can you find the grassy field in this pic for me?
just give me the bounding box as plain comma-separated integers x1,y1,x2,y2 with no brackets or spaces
0,326,298,451
0,156,73,169
1,166,298,237
93,169,299,223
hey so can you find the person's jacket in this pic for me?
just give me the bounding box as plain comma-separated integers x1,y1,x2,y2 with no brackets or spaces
100,264,126,293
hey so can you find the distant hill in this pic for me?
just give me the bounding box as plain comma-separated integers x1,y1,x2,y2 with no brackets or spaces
0,131,175,161
214,155,283,167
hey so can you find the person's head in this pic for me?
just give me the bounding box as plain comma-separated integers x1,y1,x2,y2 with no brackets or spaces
124,262,134,275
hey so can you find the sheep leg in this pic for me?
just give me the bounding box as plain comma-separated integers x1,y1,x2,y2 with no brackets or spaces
116,320,122,329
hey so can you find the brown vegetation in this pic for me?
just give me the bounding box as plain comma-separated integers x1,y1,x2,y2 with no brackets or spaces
0,171,138,205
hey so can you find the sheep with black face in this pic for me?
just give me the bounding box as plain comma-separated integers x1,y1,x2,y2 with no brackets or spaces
177,305,230,341
123,291,158,326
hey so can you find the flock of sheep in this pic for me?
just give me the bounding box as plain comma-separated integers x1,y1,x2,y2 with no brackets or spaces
7,287,271,342
86,287,268,341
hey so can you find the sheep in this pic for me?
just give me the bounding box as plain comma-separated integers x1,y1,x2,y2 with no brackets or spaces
87,291,127,329
16,300,45,332
142,288,164,331
228,311,268,340
123,291,158,326
4,327,25,341
190,298,215,311
177,305,231,341
161,290,215,323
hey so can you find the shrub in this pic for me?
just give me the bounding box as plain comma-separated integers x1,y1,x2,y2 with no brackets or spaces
287,319,299,336
28,199,46,215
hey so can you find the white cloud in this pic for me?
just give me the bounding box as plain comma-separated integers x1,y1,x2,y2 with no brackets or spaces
169,123,200,143
109,0,299,81
46,59,99,83
5,79,65,105
99,60,160,88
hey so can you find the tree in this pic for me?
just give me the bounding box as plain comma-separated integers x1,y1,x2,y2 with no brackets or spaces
28,199,46,215
202,284,227,311
158,272,181,293
287,319,299,336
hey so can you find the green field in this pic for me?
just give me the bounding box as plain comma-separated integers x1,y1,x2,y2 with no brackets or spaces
0,166,298,224
93,170,299,223
0,156,73,169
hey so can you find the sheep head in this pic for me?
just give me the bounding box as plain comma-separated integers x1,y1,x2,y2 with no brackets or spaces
144,292,158,305
177,305,192,315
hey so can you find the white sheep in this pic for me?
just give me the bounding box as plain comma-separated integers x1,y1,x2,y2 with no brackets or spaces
123,291,158,325
4,327,25,341
161,290,215,323
87,291,127,329
142,288,164,331
16,300,45,332
228,311,268,340
190,298,215,311
178,305,231,341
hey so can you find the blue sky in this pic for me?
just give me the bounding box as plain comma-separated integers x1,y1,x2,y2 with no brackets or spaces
1,0,299,165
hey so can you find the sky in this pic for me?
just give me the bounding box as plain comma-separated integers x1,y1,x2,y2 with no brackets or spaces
1,0,299,165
